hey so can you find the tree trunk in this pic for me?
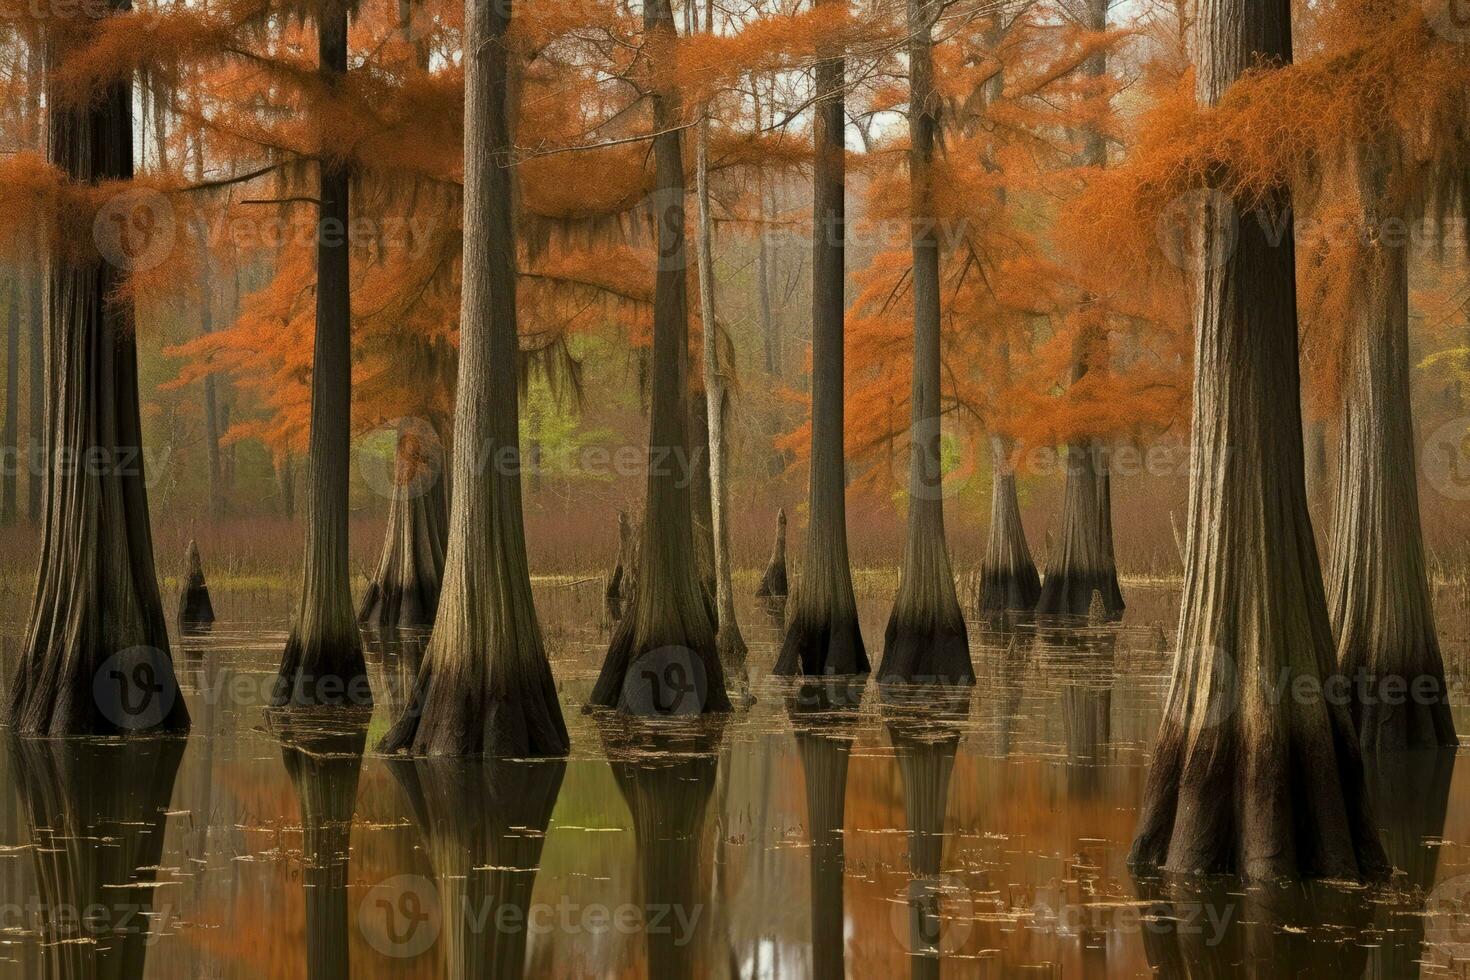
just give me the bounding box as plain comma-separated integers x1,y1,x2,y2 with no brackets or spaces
380,0,568,757
274,1,369,708
194,142,227,522
1037,0,1123,622
978,435,1041,616
1304,417,1328,508
357,423,449,630
689,394,717,598
1325,138,1456,751
756,506,789,598
788,681,863,979
269,712,366,980
25,41,43,528
775,3,867,677
11,737,184,977
390,757,564,979
1129,0,1386,881
588,0,731,716
8,0,189,735
2,278,18,526
878,0,971,685
695,81,749,675
278,449,296,519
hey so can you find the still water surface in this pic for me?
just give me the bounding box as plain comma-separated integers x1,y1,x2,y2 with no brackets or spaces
1,582,1469,977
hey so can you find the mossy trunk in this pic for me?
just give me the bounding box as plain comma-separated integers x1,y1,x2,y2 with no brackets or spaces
358,425,449,630
1129,0,1385,882
178,538,216,632
8,0,188,735
588,0,730,716
788,681,862,979
275,2,368,708
390,756,564,979
879,0,971,686
775,12,866,676
380,0,568,757
1325,138,1456,752
12,736,184,979
270,712,366,980
978,436,1041,617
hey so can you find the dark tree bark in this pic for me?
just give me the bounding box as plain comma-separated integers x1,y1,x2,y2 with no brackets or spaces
274,0,369,708
269,711,366,980
977,436,1041,617
588,0,731,716
1129,0,1386,881
381,0,567,757
689,394,717,598
278,449,296,519
606,508,637,601
787,680,864,979
178,538,216,632
878,0,972,686
25,44,44,529
601,719,724,977
756,506,788,598
774,4,867,677
1037,0,1123,622
11,736,184,980
1325,138,1456,752
2,278,19,526
358,424,449,630
883,687,970,975
8,0,189,735
390,756,564,979
193,142,227,522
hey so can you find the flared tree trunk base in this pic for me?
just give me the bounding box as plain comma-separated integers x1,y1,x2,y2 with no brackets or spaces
1036,568,1124,621
588,597,732,716
272,633,371,708
774,605,868,677
977,565,1042,619
1350,662,1456,752
879,610,973,686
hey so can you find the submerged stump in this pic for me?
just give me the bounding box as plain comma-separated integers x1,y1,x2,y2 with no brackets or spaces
179,538,216,633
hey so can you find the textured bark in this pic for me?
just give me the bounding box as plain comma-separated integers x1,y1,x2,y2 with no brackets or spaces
2,278,18,526
11,736,184,980
1364,748,1454,978
270,712,366,980
1304,418,1328,508
602,720,724,978
775,7,866,677
755,507,788,598
192,144,227,523
390,756,564,980
25,45,43,528
588,0,730,716
695,94,748,673
606,509,637,601
178,538,216,632
274,2,368,708
878,0,972,686
1130,0,1386,882
787,681,863,979
278,450,296,519
1038,0,1123,622
380,0,568,757
358,427,449,630
977,436,1041,616
883,688,969,974
689,395,717,598
8,0,189,735
1325,139,1456,752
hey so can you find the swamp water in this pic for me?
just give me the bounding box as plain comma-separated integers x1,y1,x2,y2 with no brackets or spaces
0,581,1469,977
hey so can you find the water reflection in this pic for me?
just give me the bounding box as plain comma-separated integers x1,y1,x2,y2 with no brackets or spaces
267,709,369,980
10,735,184,979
